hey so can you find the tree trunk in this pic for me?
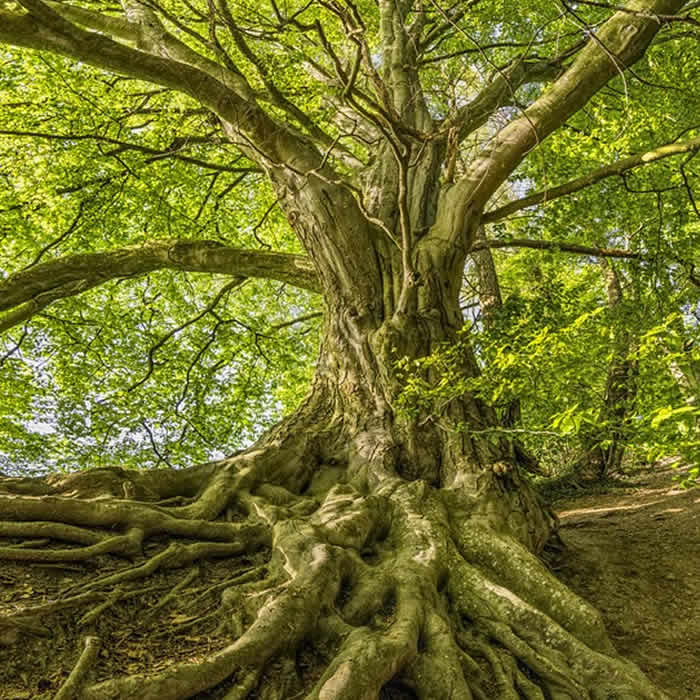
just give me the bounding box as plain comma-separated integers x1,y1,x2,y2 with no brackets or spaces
471,229,540,475
0,222,665,700
578,262,638,481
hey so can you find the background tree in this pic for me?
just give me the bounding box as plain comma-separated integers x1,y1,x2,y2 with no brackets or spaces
0,0,699,698
575,260,639,480
427,250,699,483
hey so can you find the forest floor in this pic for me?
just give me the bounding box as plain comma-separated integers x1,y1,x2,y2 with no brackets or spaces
0,465,697,699
551,465,700,699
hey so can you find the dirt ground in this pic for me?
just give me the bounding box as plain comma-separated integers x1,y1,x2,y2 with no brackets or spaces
552,467,700,699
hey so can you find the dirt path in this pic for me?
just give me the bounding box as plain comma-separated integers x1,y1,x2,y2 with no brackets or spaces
553,468,700,699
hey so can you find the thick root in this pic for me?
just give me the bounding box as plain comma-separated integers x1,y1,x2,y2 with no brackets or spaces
0,451,668,700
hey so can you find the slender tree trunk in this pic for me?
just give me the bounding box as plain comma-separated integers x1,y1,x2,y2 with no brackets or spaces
472,228,542,475
579,261,638,481
472,228,504,332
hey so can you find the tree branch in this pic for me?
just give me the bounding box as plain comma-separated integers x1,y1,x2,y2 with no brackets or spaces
0,4,325,174
0,240,319,332
483,134,700,222
45,0,257,101
471,237,641,259
445,55,570,141
0,128,261,174
0,1,387,304
442,0,687,246
213,0,338,149
378,0,431,128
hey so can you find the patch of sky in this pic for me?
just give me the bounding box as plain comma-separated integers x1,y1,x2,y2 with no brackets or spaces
26,420,55,435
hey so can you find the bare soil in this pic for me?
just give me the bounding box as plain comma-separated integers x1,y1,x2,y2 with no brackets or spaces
552,467,700,699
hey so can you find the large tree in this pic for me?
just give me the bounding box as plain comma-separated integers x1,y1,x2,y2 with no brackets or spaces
1,0,698,697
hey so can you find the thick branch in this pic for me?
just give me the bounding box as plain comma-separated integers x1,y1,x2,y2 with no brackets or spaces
45,0,256,100
379,0,432,129
447,56,569,141
0,240,319,332
443,0,687,244
0,5,323,173
46,1,362,167
484,134,700,222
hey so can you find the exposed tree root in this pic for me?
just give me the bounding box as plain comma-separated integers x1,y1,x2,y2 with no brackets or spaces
0,446,668,700
54,636,101,700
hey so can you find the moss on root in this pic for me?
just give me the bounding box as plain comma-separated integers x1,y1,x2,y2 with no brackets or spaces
0,445,667,700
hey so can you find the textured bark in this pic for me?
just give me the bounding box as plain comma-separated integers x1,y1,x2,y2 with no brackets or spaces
0,368,667,699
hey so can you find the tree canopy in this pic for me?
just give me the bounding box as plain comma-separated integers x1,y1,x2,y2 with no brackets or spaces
1,0,697,477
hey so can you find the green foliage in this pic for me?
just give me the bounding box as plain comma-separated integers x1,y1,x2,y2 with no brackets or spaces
633,315,700,483
0,276,320,474
0,49,320,474
1,0,699,480
398,254,699,481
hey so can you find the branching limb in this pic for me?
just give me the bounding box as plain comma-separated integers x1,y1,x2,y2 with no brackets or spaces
441,0,687,247
0,1,395,303
483,134,700,222
45,0,256,100
444,55,569,142
0,1,327,177
213,0,341,153
472,237,641,259
127,278,245,393
0,239,319,332
378,0,431,128
0,127,261,175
